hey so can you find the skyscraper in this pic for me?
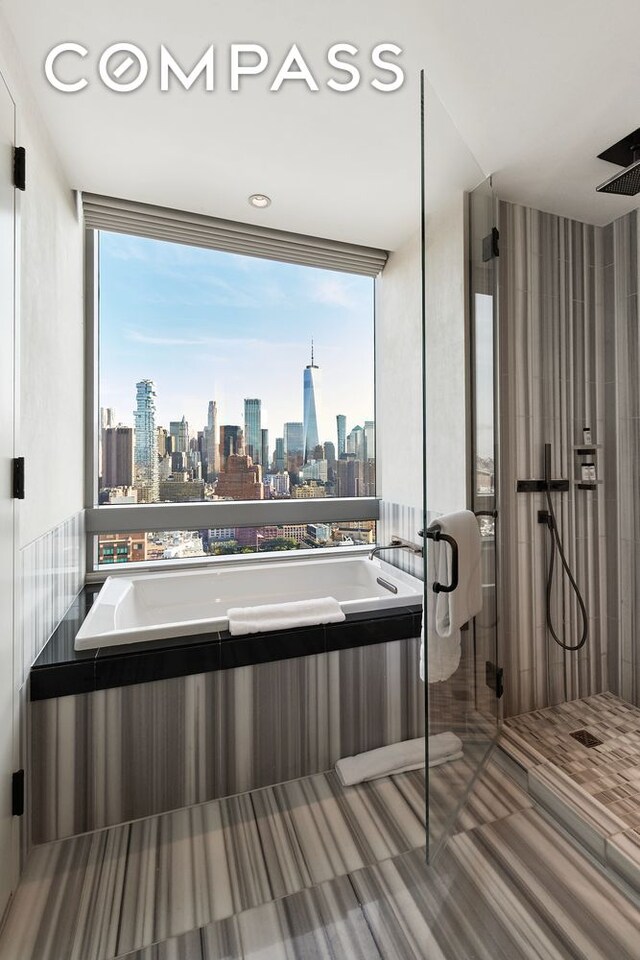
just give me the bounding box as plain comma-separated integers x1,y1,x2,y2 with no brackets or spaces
101,407,116,429
102,425,134,488
219,425,244,471
274,436,285,472
283,421,304,470
244,398,262,464
170,416,189,454
336,414,346,458
134,379,159,500
157,426,170,456
303,342,320,463
99,407,117,484
364,420,375,460
205,400,220,480
261,428,270,471
337,456,363,498
347,424,365,461
324,441,336,466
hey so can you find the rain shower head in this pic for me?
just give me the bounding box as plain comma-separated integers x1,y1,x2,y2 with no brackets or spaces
596,128,640,196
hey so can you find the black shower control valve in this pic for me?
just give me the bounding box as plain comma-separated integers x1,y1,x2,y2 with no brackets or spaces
538,510,553,528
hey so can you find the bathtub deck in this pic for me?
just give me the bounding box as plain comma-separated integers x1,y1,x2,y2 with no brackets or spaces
30,585,422,700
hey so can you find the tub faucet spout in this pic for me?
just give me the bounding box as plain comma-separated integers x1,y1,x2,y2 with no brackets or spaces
369,537,423,562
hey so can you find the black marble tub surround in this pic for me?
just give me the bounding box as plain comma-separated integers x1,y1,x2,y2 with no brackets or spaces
30,585,422,700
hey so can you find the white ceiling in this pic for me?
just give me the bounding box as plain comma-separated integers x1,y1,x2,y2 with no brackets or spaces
3,0,640,250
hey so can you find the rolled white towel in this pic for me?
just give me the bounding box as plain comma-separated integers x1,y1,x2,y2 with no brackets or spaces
336,738,425,787
335,732,463,787
428,731,464,768
228,596,345,636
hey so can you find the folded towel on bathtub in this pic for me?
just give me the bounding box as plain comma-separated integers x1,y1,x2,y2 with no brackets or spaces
227,596,345,636
334,732,463,786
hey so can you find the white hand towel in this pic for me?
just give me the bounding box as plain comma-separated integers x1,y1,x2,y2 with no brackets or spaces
335,732,463,786
422,510,482,684
424,526,462,682
434,510,482,637
227,596,345,636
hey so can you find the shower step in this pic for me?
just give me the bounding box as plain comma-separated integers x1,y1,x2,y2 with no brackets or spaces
499,707,640,897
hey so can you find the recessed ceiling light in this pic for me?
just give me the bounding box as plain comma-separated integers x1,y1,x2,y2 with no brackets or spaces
248,194,271,209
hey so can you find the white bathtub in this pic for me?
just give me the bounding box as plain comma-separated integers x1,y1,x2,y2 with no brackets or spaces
75,556,423,650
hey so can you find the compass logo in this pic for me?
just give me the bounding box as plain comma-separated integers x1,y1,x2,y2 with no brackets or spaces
44,43,405,94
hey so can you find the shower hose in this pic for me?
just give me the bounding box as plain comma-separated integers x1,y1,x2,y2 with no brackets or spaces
543,478,588,651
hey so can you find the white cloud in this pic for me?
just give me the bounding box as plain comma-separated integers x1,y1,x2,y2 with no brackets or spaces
311,276,359,309
126,331,207,347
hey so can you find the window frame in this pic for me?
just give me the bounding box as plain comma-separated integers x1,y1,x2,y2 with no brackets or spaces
84,228,381,573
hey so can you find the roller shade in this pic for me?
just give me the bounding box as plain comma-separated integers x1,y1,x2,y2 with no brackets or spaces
82,194,388,277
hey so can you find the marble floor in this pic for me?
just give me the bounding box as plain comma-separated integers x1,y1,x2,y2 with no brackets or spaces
0,747,639,959
503,692,640,890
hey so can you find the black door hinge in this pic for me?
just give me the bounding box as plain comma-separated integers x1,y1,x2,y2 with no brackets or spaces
482,226,499,261
12,457,24,499
12,770,24,817
486,661,504,699
13,147,26,191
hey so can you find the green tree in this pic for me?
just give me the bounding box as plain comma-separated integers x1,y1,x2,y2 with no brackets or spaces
260,537,300,552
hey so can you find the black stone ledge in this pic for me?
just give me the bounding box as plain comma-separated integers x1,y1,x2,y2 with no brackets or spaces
30,586,422,701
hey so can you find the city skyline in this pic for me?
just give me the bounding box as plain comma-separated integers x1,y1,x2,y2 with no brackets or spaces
99,231,375,441
101,372,372,456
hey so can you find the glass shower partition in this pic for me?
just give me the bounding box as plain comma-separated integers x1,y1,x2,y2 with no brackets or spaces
421,75,501,860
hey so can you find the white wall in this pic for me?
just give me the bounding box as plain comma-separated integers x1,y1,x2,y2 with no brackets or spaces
0,14,84,546
376,229,422,510
376,81,486,525
423,81,486,516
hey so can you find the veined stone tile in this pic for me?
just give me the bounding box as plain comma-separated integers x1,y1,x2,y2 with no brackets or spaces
605,828,640,893
528,763,628,860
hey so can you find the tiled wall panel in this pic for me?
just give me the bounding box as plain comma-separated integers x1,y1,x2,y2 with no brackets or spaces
19,511,85,690
17,511,84,863
499,202,610,716
604,211,640,705
30,636,424,844
377,500,424,580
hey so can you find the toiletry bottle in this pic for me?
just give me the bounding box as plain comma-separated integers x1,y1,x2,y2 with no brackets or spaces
583,427,592,445
581,461,595,482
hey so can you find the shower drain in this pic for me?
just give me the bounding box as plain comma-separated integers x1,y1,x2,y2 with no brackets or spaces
569,729,603,748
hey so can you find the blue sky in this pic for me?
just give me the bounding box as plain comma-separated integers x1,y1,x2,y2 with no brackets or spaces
99,232,375,446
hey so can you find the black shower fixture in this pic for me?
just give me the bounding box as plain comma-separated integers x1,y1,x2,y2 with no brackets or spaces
596,128,640,195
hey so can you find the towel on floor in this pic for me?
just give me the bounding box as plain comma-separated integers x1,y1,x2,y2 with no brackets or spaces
335,732,463,786
428,731,464,768
227,596,345,636
421,510,482,683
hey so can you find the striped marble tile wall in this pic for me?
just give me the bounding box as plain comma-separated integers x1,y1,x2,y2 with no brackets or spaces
377,500,424,579
19,510,85,690
498,201,610,717
30,636,424,844
603,210,640,705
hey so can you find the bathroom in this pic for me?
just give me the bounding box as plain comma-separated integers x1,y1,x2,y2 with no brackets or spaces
0,2,639,958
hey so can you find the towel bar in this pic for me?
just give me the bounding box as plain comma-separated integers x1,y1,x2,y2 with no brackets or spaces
418,524,459,594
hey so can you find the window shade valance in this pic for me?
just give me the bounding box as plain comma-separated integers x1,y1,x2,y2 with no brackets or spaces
82,193,388,277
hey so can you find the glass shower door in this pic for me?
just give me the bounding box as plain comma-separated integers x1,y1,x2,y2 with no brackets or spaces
422,75,501,860
468,177,501,751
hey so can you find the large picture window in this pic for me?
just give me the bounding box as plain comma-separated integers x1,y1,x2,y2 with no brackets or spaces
90,224,379,564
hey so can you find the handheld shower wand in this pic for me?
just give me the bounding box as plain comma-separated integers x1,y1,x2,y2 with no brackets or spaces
542,443,588,651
